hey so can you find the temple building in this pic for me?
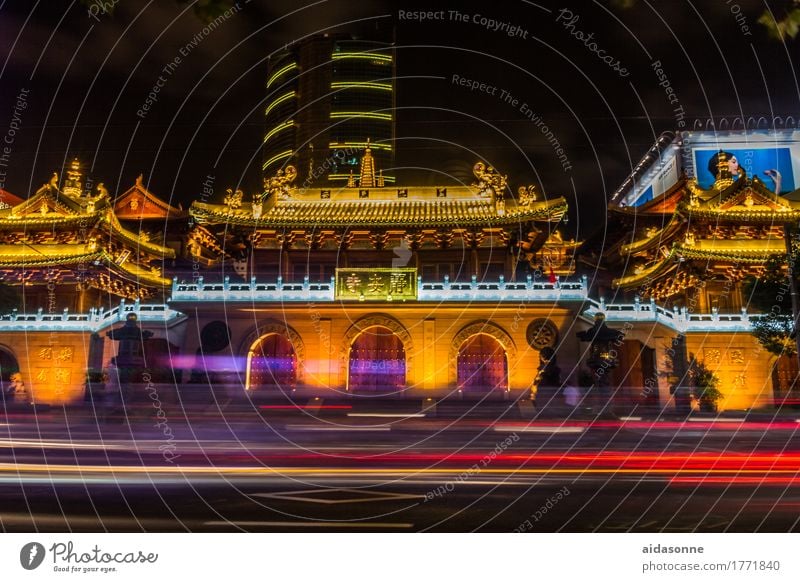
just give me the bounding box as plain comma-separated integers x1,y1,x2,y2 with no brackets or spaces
601,128,800,407
607,150,796,312
190,143,572,283
180,144,580,396
0,159,176,311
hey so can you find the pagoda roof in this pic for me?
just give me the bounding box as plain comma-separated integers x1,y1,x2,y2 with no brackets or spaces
113,175,186,220
681,177,800,222
619,215,684,255
101,211,176,259
192,161,567,229
611,172,800,224
0,245,170,287
612,237,784,289
0,189,25,209
191,193,567,228
612,250,679,289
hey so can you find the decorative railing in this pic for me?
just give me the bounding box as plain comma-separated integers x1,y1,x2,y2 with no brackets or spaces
0,288,760,334
582,296,759,333
0,300,185,332
170,275,589,302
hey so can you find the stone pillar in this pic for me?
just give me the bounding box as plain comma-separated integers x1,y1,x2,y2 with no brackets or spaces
318,318,332,389
423,318,436,390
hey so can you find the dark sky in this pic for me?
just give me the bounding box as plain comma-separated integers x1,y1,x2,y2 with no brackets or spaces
0,0,797,238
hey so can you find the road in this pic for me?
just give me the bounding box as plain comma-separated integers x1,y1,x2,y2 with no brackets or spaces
1,403,799,532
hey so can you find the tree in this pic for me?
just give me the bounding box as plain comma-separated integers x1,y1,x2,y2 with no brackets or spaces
758,1,800,40
743,253,798,357
610,0,800,40
688,356,722,412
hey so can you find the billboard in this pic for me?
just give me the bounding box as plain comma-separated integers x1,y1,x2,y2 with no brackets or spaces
622,146,681,207
682,130,800,194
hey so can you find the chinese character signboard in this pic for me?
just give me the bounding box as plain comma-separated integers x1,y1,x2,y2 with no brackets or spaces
335,268,417,301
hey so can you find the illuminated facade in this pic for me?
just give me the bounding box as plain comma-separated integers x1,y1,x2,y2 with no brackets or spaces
0,131,795,413
0,160,175,311
603,129,800,409
263,34,395,186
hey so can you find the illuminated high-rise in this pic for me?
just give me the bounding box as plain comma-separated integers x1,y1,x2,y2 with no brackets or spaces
263,34,395,187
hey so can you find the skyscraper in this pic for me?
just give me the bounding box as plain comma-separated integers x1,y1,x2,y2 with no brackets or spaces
263,34,395,187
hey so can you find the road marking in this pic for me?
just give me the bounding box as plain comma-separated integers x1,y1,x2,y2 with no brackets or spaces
251,487,422,504
284,425,391,432
0,439,126,449
347,413,426,418
203,520,413,528
494,426,585,434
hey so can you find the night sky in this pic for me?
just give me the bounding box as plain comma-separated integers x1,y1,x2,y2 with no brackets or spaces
0,0,797,238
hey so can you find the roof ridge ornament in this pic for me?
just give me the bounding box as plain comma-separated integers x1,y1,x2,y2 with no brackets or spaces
261,165,298,201
473,162,507,198
358,139,377,188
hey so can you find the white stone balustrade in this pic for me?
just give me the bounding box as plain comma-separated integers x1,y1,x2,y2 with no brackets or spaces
583,296,760,333
170,274,589,303
0,300,185,332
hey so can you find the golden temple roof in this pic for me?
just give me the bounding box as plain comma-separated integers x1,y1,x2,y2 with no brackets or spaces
192,195,567,228
193,161,567,228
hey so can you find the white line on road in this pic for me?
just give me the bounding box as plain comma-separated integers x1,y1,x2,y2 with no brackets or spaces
284,425,391,432
347,413,426,418
494,427,585,434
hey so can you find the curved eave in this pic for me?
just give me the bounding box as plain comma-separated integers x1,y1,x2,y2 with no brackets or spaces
613,251,677,289
102,212,176,259
0,249,170,287
190,197,567,228
675,245,784,264
104,254,171,287
0,249,104,267
506,198,568,223
0,213,101,229
682,208,800,223
619,216,683,255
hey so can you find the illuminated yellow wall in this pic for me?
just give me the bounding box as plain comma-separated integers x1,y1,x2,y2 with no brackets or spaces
5,332,93,405
186,303,581,397
684,333,774,411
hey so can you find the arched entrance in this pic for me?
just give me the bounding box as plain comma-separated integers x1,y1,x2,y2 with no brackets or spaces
457,334,508,392
248,333,297,389
0,347,20,400
348,326,406,392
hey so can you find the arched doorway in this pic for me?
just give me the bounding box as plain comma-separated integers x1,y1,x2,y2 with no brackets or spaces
348,326,406,392
457,334,507,392
248,334,297,389
0,348,20,400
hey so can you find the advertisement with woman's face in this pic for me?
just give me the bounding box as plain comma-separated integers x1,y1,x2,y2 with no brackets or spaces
694,147,795,192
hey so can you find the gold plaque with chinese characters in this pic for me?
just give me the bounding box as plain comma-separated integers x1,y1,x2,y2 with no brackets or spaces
335,268,417,301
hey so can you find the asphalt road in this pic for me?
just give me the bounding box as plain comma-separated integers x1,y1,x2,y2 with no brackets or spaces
1,405,799,532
